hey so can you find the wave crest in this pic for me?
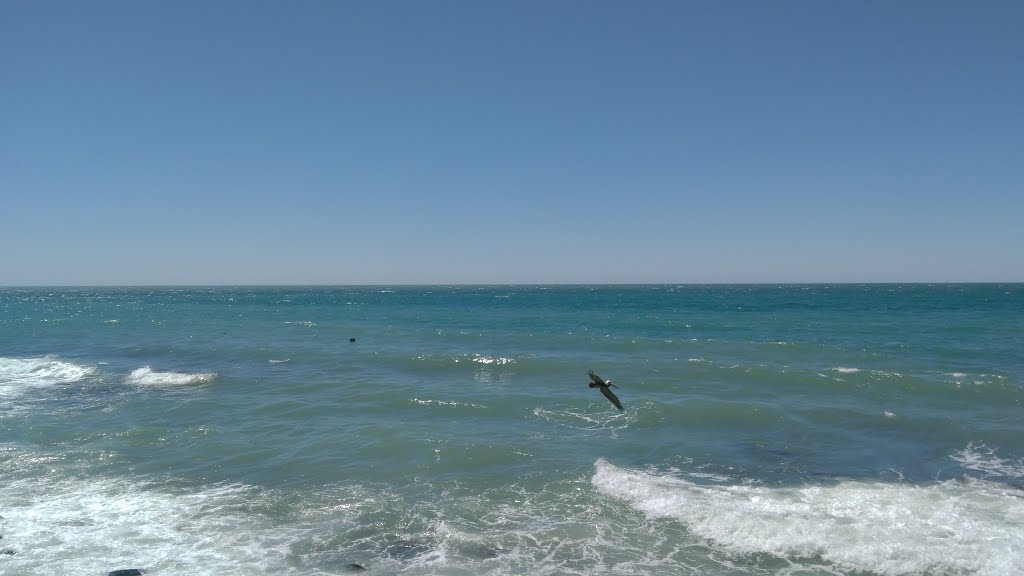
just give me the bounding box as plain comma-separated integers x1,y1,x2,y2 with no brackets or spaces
592,458,1024,576
125,366,216,386
0,356,95,398
1,356,94,384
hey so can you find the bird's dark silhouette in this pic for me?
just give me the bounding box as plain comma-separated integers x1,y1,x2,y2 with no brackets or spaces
588,370,624,410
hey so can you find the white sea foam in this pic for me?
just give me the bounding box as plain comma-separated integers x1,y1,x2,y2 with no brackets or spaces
592,458,1024,576
830,367,860,373
415,353,516,368
533,407,629,432
411,398,486,409
870,369,903,378
0,356,95,398
942,372,1004,387
125,366,216,386
0,475,312,576
952,442,1024,479
0,356,94,385
471,355,515,384
472,355,514,365
686,471,731,482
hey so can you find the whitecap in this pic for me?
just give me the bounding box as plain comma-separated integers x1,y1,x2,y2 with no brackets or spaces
125,366,216,386
592,458,1024,576
0,356,94,385
870,369,903,378
472,355,514,365
0,356,95,398
830,367,860,373
411,398,485,409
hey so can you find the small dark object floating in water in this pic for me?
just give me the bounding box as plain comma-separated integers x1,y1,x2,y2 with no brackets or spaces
588,370,624,410
108,570,146,576
349,337,357,342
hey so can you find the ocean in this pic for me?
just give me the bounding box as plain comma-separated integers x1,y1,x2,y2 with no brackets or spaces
1,284,1022,576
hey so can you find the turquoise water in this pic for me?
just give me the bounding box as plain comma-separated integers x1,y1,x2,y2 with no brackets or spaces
1,285,1022,576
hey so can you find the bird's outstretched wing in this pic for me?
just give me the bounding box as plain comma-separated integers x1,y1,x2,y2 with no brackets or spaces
600,386,624,410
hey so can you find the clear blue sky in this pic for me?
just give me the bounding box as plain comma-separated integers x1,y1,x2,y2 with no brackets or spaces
3,1,1022,285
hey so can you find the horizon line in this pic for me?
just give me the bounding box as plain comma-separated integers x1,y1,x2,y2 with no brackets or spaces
2,281,1022,289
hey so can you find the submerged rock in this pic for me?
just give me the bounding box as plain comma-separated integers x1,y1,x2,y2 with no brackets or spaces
1,549,15,555
345,564,366,571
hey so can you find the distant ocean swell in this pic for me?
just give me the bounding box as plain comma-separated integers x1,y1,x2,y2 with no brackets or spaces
1,352,1015,450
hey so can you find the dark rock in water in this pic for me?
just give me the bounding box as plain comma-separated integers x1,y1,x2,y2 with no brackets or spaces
345,564,366,571
383,540,430,560
1,548,16,555
108,570,146,576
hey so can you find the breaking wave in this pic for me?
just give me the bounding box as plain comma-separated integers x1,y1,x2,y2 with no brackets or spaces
592,458,1024,576
0,356,95,398
125,366,217,387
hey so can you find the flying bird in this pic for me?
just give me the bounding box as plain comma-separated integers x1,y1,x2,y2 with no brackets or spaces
588,370,624,410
